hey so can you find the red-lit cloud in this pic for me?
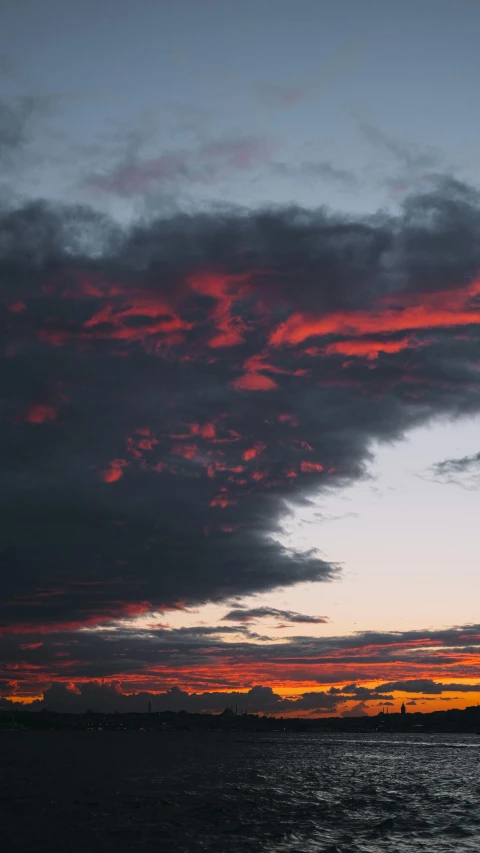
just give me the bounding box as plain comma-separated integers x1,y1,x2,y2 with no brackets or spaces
23,403,57,424
269,278,480,347
9,300,26,313
100,459,128,483
232,372,278,391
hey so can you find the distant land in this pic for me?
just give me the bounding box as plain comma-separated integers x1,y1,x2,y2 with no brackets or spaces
2,705,480,734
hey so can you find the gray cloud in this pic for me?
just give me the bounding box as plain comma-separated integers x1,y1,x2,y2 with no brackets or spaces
341,701,369,717
271,159,357,186
433,452,480,475
375,679,480,695
352,115,462,205
256,83,306,108
1,178,480,638
221,607,327,624
84,137,273,197
0,95,57,163
429,451,480,489
356,118,442,173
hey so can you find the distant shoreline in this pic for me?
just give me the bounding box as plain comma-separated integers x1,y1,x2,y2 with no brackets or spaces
2,705,480,734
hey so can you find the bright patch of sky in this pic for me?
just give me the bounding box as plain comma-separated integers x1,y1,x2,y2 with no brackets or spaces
160,414,480,637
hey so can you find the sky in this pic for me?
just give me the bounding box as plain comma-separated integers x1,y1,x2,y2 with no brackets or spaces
1,0,480,717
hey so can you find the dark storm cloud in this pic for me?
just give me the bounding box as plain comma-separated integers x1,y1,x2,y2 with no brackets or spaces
1,178,480,635
222,607,327,624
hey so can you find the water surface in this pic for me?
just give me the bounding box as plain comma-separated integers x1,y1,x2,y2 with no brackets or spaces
1,731,479,851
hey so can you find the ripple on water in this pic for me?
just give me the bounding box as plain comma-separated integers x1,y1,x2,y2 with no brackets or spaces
2,731,480,853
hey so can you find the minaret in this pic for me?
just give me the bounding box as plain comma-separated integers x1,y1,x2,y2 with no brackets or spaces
401,702,406,715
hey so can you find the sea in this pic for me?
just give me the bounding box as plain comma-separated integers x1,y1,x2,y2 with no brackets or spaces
1,730,480,852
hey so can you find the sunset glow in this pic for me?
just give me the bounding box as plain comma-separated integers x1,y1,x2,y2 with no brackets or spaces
2,1,480,721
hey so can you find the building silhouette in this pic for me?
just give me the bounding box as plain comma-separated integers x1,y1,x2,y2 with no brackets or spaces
401,702,406,715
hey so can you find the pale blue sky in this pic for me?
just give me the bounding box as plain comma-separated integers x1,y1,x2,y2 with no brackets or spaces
2,0,480,215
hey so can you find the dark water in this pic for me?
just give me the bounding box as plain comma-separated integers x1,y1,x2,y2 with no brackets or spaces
2,731,480,852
